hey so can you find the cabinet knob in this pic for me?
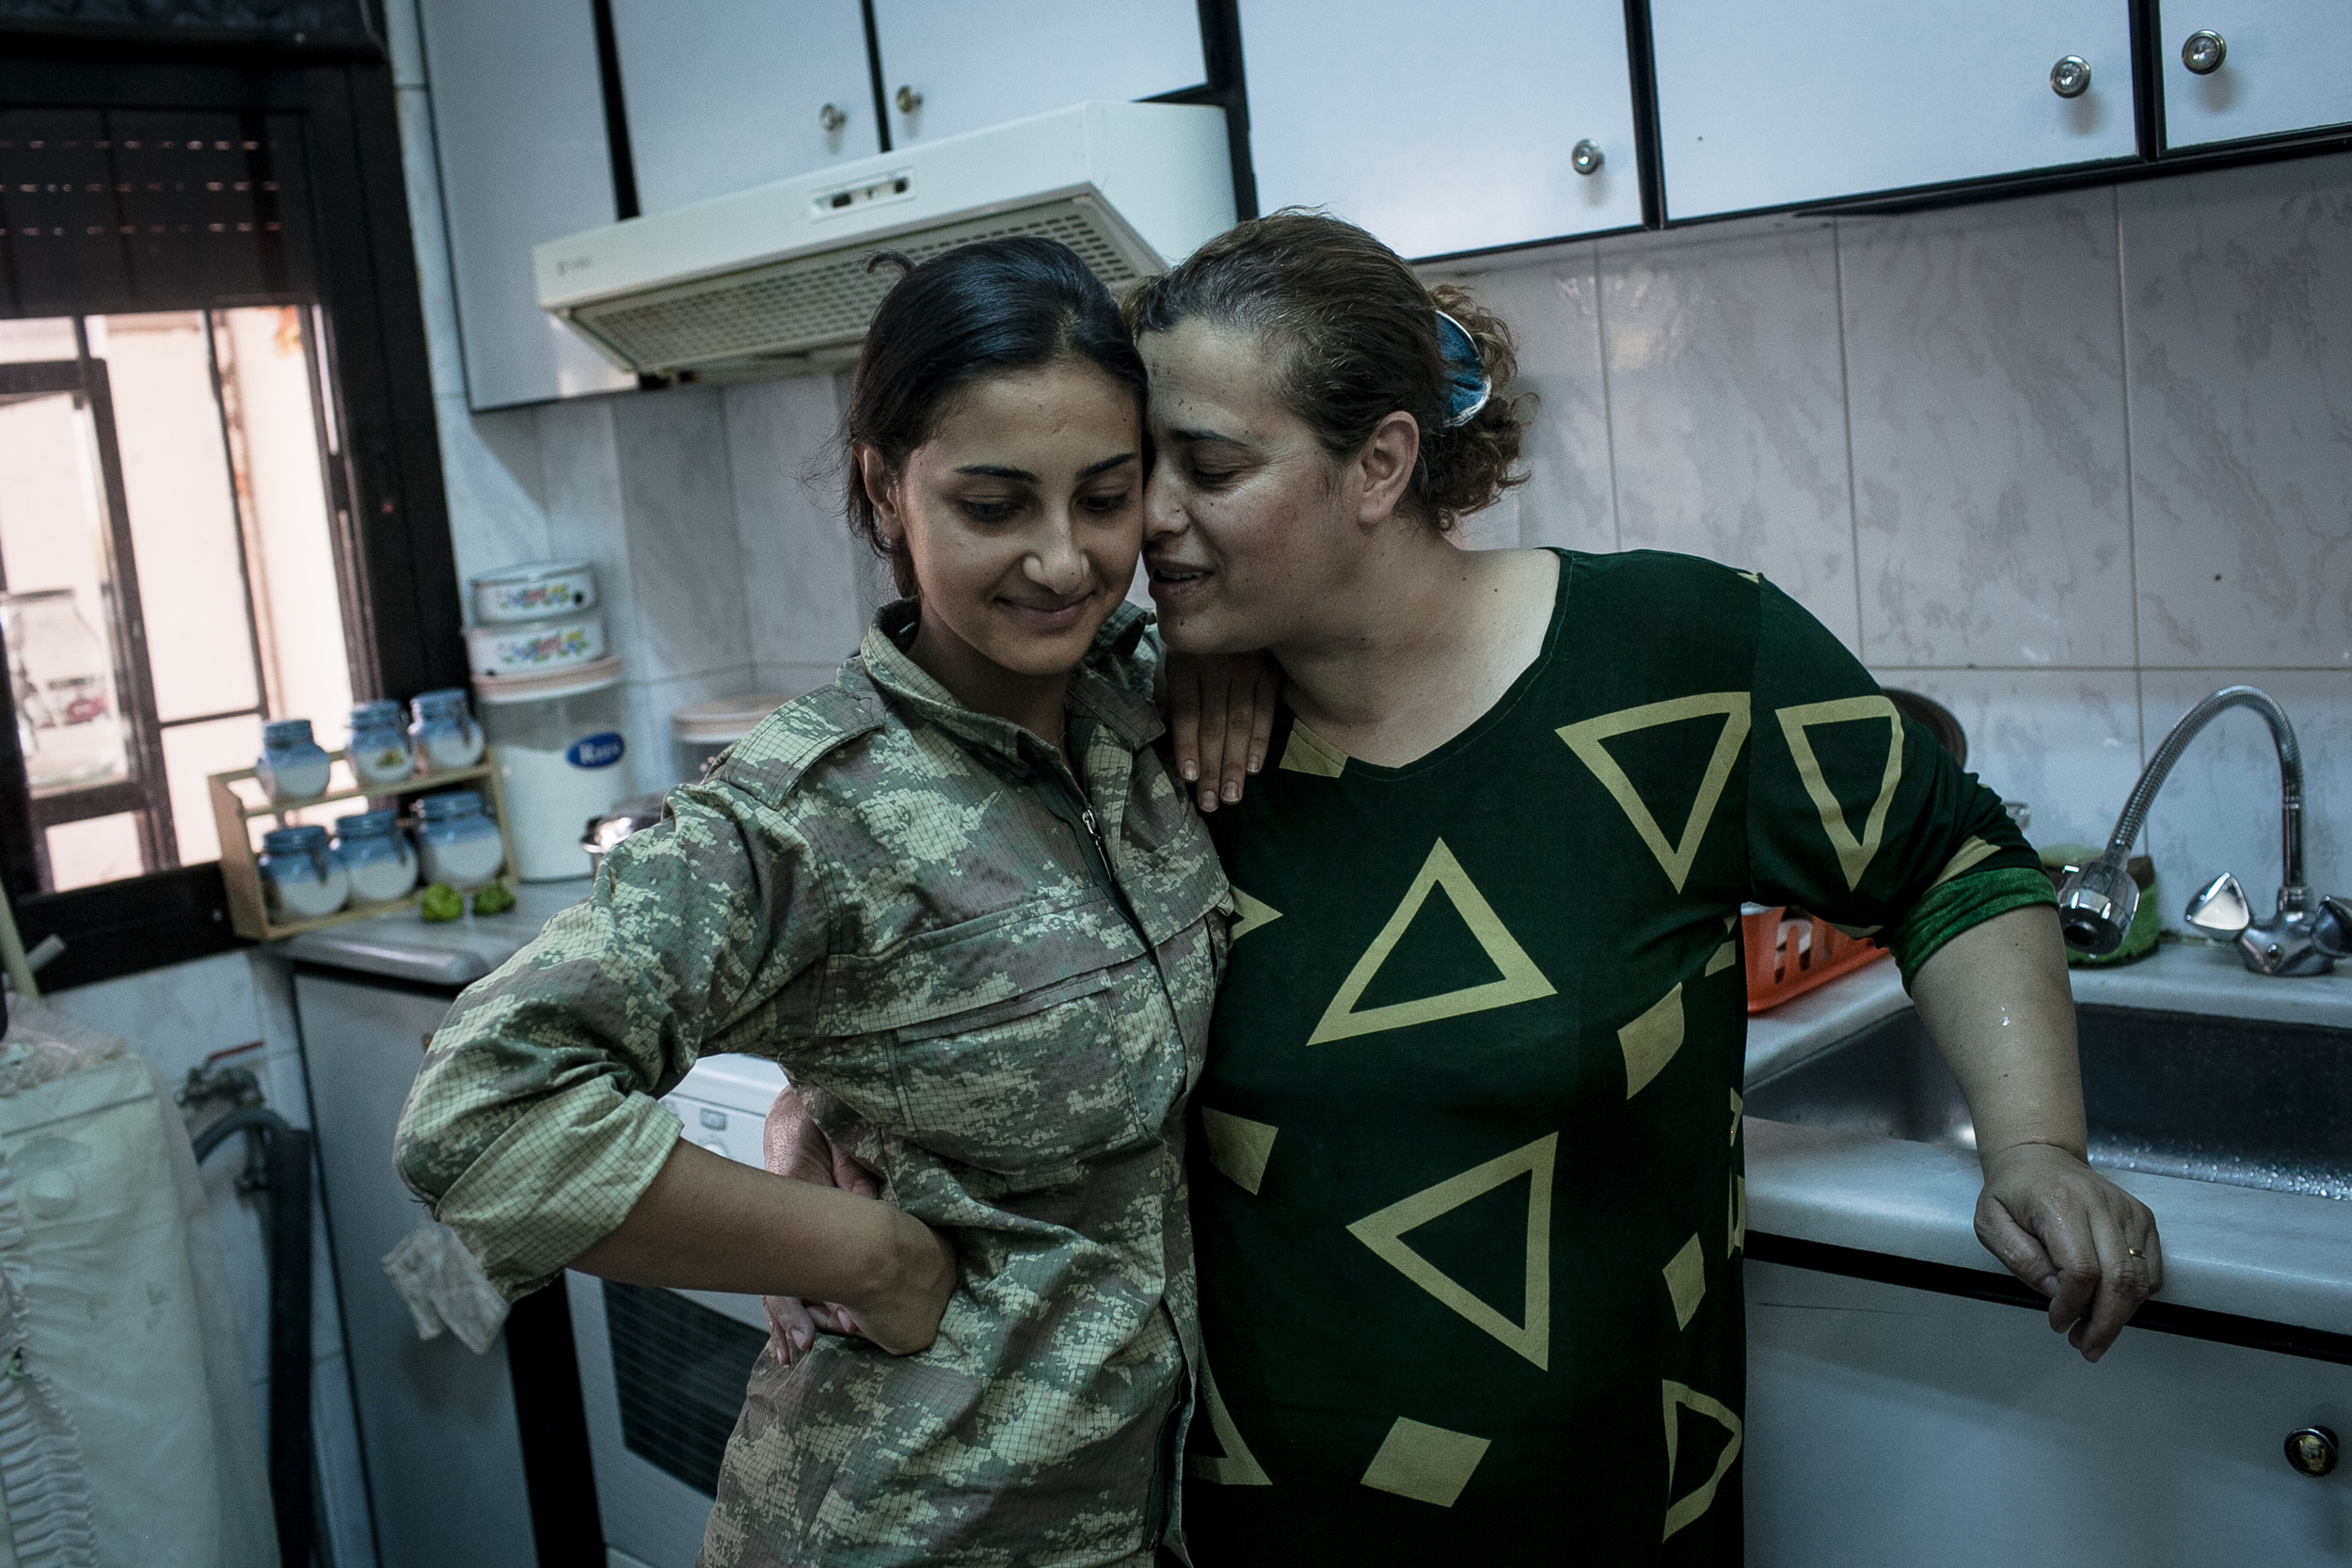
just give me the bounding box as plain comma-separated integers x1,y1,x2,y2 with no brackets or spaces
2049,55,2092,99
2182,29,2227,74
895,85,923,115
818,103,847,133
2285,1426,2339,1479
1571,138,1604,176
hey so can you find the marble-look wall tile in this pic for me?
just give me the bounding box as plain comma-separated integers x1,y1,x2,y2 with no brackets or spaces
1442,245,1616,554
2137,669,2346,926
392,83,466,401
1867,668,2144,854
2121,153,2352,670
50,947,264,1084
612,387,752,684
437,398,552,603
1602,222,1860,651
539,396,640,673
723,377,869,674
1841,190,2136,668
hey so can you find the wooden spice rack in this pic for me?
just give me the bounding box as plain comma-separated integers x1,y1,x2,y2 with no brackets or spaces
208,749,520,942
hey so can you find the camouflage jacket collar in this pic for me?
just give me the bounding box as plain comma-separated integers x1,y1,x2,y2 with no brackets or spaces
857,598,1163,765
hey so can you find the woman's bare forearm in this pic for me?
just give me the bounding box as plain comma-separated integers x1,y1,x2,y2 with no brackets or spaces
571,1139,943,1313
1908,903,2087,1161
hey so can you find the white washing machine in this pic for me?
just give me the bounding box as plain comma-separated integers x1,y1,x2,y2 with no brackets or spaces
568,1054,787,1568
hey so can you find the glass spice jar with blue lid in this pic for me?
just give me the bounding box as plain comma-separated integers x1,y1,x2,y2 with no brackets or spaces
255,718,333,804
413,789,505,890
331,808,419,907
347,700,415,788
409,689,485,773
258,825,349,920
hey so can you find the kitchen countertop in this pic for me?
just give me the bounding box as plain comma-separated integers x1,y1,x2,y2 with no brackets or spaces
288,891,2350,1337
1743,937,2352,1338
278,878,591,987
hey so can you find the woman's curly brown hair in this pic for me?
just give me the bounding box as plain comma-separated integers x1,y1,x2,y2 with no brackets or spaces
1122,209,1529,531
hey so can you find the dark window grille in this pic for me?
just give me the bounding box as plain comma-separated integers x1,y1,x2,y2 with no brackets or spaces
604,1280,767,1498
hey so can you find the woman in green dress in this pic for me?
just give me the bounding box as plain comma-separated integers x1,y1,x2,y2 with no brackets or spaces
771,213,2161,1565
1126,213,2159,1565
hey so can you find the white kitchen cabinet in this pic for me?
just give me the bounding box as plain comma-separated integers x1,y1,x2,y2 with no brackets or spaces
1651,0,2137,220
419,0,635,409
1746,1260,2352,1564
2158,2,2352,151
868,0,1206,148
611,0,881,215
1239,0,1641,259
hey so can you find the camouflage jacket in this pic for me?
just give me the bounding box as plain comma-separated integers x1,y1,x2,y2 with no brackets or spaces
394,600,1231,1567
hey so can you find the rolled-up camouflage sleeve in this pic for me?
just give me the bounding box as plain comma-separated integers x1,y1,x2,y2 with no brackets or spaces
393,783,830,1299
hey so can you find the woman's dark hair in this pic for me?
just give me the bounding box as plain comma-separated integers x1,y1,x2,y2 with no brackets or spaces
844,236,1148,595
1122,210,1527,531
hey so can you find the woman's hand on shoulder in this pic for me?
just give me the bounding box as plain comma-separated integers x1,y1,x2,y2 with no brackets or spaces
1165,650,1281,813
1973,1140,2161,1363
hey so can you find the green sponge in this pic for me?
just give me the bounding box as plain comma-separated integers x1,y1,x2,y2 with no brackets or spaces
2041,845,2159,966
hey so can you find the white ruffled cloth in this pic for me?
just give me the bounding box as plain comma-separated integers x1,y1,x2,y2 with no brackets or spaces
381,1217,509,1355
0,998,276,1568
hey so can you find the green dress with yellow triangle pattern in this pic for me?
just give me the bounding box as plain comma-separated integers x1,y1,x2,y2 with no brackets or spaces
1181,550,2051,1565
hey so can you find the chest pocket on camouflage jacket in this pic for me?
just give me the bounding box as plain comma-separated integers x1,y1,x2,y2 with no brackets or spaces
813,892,1170,1174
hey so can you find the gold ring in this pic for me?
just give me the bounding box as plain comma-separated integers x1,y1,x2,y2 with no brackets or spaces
2126,1247,2144,1258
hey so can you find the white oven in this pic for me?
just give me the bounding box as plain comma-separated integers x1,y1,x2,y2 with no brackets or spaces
568,1054,787,1568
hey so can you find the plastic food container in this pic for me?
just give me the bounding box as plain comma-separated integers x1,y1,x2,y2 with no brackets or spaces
1741,903,1889,1013
673,691,796,782
464,615,606,681
331,809,419,907
469,560,597,625
259,825,349,919
476,656,630,881
413,790,505,890
256,718,333,804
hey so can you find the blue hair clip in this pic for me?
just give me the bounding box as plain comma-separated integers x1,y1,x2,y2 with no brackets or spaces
1435,309,1491,428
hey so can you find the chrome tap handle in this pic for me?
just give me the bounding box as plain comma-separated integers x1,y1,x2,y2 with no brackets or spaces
2313,896,2352,959
2183,872,2252,938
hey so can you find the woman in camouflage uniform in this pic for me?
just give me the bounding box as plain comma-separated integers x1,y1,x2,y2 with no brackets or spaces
394,238,1231,1566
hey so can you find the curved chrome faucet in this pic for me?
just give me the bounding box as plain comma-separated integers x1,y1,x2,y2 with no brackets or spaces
2056,686,2350,975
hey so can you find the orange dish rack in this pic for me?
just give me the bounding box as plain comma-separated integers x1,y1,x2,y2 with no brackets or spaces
1741,903,1890,1013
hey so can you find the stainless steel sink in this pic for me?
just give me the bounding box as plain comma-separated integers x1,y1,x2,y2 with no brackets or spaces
1744,1005,2352,1200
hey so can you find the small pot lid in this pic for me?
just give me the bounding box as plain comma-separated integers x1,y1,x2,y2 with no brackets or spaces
473,655,626,705
673,692,798,742
469,558,593,586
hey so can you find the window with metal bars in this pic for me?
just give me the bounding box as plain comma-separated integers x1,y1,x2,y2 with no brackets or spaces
0,40,467,988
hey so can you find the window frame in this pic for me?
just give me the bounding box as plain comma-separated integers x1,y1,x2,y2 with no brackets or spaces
0,34,462,990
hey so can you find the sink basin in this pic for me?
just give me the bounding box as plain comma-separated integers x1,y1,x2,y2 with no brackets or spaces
1744,1005,2352,1200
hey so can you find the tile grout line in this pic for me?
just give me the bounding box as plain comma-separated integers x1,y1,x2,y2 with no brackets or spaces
1590,240,1624,553
2113,188,2152,850
1830,219,1867,659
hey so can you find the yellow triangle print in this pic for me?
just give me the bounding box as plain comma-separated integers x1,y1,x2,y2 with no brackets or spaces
1558,693,1752,893
1201,1107,1279,1195
1231,889,1283,942
1308,839,1555,1046
1278,721,1347,777
1775,694,1904,890
1187,1361,1272,1486
1345,1132,1556,1369
1661,1381,1744,1542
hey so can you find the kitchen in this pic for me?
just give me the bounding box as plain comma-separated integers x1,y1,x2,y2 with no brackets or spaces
0,2,2342,1565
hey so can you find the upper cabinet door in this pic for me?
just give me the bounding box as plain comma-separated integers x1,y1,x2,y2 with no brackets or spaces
1652,0,2137,221
2158,1,2352,150
612,0,880,215
420,0,634,409
869,0,1206,147
1239,0,1641,259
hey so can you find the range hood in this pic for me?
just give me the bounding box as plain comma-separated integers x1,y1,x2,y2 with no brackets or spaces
534,101,1235,378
